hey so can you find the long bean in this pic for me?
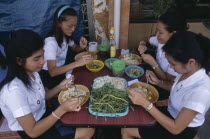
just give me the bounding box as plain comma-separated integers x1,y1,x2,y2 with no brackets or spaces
89,83,131,113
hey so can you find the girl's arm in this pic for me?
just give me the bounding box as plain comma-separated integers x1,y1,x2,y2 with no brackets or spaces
152,65,176,81
71,43,83,52
16,98,80,138
45,76,74,100
146,70,173,91
47,60,77,77
47,54,93,77
148,106,197,135
142,54,175,82
141,54,175,82
128,89,198,135
71,37,87,52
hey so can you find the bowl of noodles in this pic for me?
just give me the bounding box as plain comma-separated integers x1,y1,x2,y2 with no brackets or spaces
58,84,90,105
119,53,142,66
74,51,97,61
128,82,159,103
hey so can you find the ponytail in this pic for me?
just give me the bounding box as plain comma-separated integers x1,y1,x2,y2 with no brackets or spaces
159,10,187,33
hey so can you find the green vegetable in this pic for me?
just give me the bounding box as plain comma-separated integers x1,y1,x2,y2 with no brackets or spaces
128,69,141,76
89,83,131,113
89,61,101,69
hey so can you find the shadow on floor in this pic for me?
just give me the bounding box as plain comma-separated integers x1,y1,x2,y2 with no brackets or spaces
92,128,121,139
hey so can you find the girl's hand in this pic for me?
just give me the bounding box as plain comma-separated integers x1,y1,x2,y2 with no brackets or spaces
79,37,87,49
138,41,147,54
76,54,94,67
128,88,148,106
146,70,161,85
61,98,81,112
58,75,74,89
141,53,157,66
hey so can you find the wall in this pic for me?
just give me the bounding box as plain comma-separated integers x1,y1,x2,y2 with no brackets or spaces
92,0,109,44
128,23,210,49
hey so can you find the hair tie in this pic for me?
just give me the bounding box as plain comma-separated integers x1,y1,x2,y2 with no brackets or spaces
57,5,70,19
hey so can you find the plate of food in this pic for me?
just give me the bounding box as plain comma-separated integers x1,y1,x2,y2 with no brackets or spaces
92,75,128,90
74,51,97,61
128,82,159,103
119,53,142,66
89,76,130,117
58,84,90,105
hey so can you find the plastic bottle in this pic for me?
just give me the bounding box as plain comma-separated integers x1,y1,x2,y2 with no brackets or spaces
109,27,116,58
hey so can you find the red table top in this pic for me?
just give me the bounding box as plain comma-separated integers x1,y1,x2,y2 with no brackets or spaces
60,51,156,127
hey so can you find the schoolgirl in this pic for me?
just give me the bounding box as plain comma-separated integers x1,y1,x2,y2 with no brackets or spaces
122,31,210,139
40,5,93,89
0,29,95,139
138,10,188,81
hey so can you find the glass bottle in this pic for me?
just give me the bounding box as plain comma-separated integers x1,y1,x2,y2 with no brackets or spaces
109,27,116,58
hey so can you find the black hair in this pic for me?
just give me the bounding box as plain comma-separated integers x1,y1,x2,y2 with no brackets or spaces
163,31,210,73
47,5,78,47
0,29,44,90
159,10,188,33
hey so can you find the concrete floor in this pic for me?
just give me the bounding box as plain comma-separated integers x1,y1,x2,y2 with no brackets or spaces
197,108,210,139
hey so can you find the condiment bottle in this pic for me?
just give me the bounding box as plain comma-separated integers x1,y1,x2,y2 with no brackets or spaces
109,27,116,58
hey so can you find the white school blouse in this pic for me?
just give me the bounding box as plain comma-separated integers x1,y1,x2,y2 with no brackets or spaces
42,37,75,70
168,69,210,127
149,36,179,76
0,72,46,131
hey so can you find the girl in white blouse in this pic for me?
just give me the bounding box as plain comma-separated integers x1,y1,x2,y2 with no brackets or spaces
0,29,95,139
138,10,188,82
122,31,210,139
40,5,94,89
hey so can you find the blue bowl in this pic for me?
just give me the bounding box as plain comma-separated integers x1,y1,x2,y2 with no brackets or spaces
125,65,144,79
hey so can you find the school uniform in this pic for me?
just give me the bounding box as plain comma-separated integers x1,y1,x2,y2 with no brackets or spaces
40,37,76,89
138,69,210,139
0,72,46,131
42,37,74,71
168,68,210,127
149,36,179,76
0,72,74,139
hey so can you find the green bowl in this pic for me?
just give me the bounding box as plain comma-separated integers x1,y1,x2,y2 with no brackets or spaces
99,44,109,52
104,58,119,70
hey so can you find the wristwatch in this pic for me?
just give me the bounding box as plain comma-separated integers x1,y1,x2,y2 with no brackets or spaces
146,103,153,111
152,64,159,70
